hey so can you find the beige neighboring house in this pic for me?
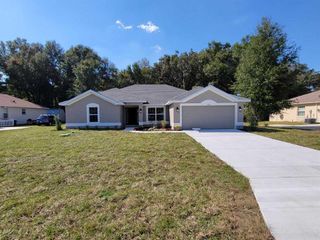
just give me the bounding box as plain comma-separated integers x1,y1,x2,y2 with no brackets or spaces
269,90,320,123
59,84,250,130
0,93,48,125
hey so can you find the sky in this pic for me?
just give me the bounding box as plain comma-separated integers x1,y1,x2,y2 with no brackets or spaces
1,0,319,71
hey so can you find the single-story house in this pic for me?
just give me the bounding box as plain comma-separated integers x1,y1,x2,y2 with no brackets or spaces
59,84,250,130
0,93,48,125
269,90,320,123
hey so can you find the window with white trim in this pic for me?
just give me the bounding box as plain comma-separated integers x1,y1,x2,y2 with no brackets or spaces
148,107,164,121
87,103,100,123
297,106,305,116
22,108,26,115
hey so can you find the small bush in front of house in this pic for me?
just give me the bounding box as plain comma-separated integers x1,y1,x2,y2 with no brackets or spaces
160,120,167,129
174,126,182,131
244,105,258,130
55,115,62,131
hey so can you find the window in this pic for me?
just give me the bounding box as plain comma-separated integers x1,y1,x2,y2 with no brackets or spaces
87,103,100,123
3,113,8,119
22,108,26,115
297,106,305,116
148,107,164,122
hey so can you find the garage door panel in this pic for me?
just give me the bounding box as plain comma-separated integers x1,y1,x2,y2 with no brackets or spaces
182,105,235,129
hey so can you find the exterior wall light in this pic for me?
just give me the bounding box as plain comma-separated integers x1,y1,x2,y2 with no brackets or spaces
238,106,242,112
176,107,180,112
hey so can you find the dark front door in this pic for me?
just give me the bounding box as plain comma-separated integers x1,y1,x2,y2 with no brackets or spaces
126,107,138,126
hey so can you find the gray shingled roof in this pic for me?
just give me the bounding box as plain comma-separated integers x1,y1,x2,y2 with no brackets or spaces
169,86,204,101
100,84,187,104
60,84,250,106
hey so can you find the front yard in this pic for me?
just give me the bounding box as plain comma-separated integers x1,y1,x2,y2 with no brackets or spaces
0,127,272,239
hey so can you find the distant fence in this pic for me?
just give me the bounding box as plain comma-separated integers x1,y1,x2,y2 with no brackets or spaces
0,119,14,127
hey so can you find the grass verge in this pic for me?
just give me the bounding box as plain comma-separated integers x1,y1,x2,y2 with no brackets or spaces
245,126,320,150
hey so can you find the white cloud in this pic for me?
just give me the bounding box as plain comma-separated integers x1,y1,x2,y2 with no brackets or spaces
153,44,162,53
137,21,159,33
115,20,133,30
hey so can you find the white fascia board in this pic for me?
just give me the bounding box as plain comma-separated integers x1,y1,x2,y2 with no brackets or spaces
59,90,124,106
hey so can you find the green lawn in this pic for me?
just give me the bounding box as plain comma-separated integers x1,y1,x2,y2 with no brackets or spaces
0,127,272,240
247,127,320,150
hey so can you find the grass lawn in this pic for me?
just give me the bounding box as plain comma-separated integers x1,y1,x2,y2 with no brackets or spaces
246,127,320,150
0,127,272,240
258,121,307,126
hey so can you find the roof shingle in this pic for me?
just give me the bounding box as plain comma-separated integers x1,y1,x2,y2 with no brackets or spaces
101,84,187,104
291,90,320,104
0,93,47,109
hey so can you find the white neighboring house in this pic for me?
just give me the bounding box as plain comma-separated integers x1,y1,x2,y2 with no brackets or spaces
0,93,48,125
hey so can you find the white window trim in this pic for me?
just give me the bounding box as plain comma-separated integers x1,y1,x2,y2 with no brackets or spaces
297,106,305,117
146,105,166,123
179,102,238,129
86,103,100,124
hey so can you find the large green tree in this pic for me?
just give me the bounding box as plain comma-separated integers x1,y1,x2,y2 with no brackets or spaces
200,42,238,93
0,38,54,106
63,45,117,96
234,18,298,119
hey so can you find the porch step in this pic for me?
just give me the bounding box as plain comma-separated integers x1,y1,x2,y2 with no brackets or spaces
124,127,135,131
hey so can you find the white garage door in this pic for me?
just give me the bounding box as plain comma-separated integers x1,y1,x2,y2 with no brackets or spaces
181,105,235,129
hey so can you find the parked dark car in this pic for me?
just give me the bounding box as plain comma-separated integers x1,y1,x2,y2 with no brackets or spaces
36,114,55,125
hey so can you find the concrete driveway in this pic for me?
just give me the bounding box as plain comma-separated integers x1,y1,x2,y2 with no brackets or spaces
0,126,29,131
185,129,320,240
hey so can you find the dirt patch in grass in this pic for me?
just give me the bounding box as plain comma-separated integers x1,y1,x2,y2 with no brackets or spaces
0,127,273,239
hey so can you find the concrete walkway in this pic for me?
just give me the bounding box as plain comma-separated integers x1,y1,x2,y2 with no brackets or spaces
0,126,29,131
185,129,320,240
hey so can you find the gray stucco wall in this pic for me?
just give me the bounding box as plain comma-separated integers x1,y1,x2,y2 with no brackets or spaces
186,91,232,103
65,95,122,124
181,105,235,129
169,103,180,127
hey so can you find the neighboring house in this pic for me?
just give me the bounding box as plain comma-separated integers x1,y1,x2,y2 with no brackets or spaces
270,90,320,123
59,84,250,130
0,93,48,125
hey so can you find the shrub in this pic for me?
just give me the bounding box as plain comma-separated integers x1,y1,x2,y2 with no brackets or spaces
174,126,182,131
160,120,167,129
55,115,62,131
244,105,258,130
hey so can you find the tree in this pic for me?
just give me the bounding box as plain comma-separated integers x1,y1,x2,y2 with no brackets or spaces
0,39,55,106
234,18,298,120
200,42,238,93
44,41,66,106
63,45,117,95
116,58,153,87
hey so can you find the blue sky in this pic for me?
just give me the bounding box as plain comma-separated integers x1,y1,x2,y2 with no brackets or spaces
1,0,319,70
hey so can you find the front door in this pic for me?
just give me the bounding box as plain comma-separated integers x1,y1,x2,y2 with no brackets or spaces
125,107,138,126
